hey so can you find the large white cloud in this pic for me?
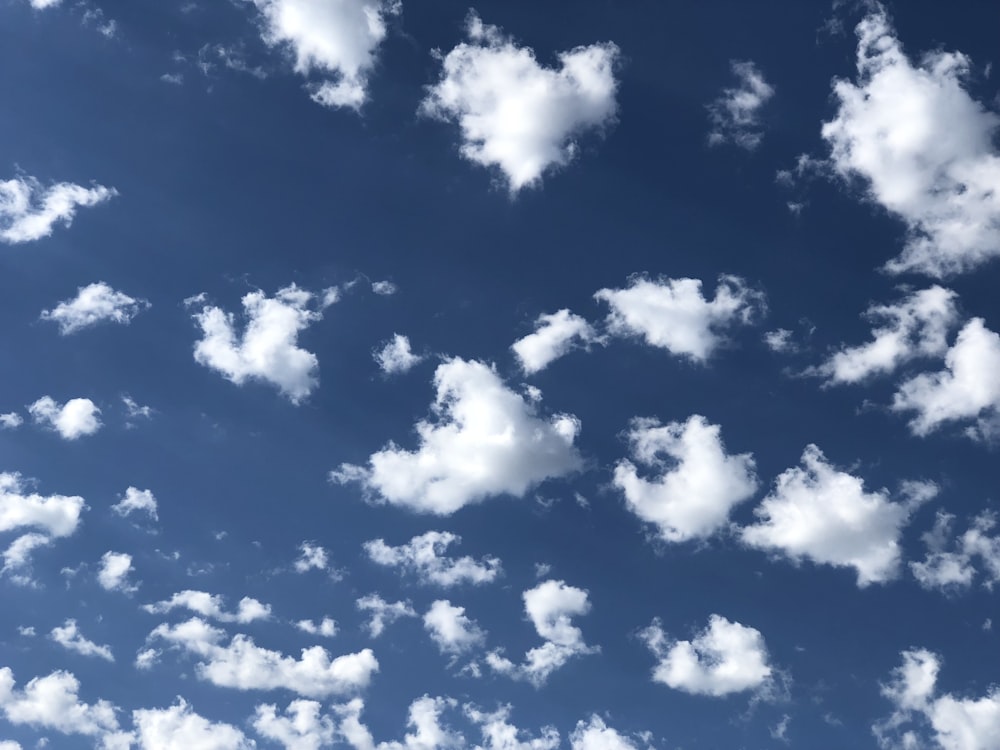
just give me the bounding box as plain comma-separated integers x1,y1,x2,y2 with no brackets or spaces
250,0,400,110
424,600,486,656
740,445,931,587
364,530,501,587
253,699,335,750
143,590,271,623
28,396,102,440
511,310,600,374
707,60,774,150
98,551,138,593
40,282,149,335
420,12,619,193
189,284,330,404
0,175,116,244
639,614,773,697
595,275,764,362
613,415,758,543
50,619,115,662
133,699,254,750
332,358,582,514
821,7,1000,277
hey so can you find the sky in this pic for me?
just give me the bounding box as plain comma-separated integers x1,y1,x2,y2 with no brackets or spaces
1,0,1000,748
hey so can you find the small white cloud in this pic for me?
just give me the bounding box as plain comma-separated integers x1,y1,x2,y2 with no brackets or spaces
707,60,775,150
356,594,416,638
17,626,35,637
1,533,51,585
512,309,599,374
910,511,1000,592
371,280,397,296
254,700,335,750
97,551,138,594
0,472,85,538
133,698,254,749
40,282,149,335
763,328,796,353
374,334,422,374
121,395,154,422
134,648,160,670
143,590,271,623
0,668,123,741
332,696,461,750
424,600,486,655
28,396,102,440
50,619,114,662
294,542,329,573
29,0,63,9
111,487,158,521
364,530,501,587
595,275,764,362
570,715,643,750
420,12,619,193
0,413,23,429
0,175,116,244
465,704,560,750
296,617,338,638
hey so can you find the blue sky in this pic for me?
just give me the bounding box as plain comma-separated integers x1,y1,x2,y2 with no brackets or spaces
1,0,1000,748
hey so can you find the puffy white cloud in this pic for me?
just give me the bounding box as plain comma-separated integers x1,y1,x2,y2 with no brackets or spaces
486,579,597,687
424,600,486,655
570,716,642,750
40,282,149,335
371,280,397,296
875,648,1000,750
511,310,599,374
111,487,158,521
249,0,400,110
0,668,122,742
135,648,160,670
151,616,378,698
294,541,329,573
332,358,582,514
639,614,773,697
50,619,114,662
356,594,416,637
364,530,501,587
133,698,254,749
0,175,116,244
374,334,422,375
296,617,338,638
613,415,758,543
254,700,335,750
910,511,1000,592
1,532,51,584
0,472,85,538
332,695,461,750
189,284,326,403
821,8,1000,277
0,413,23,429
812,286,959,384
892,318,1000,438
28,396,102,439
707,60,775,150
143,590,271,623
595,275,764,362
98,551,138,593
420,12,619,192
464,704,559,750
740,445,929,586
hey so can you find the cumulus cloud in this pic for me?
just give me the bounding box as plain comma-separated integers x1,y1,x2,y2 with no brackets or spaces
98,551,138,593
595,275,764,362
740,445,931,586
512,310,600,374
821,7,1000,277
707,60,775,149
111,487,158,521
486,579,597,687
332,358,582,514
134,698,254,749
613,415,758,543
254,699,335,750
640,614,773,697
0,175,116,244
570,715,643,750
143,590,271,623
465,704,560,750
189,284,327,403
40,282,149,335
356,594,416,638
374,334,422,375
249,0,400,110
0,413,22,429
28,396,102,439
371,280,397,296
332,695,462,750
50,619,115,662
364,530,501,587
1,532,51,584
424,600,486,655
420,12,619,192
294,542,330,573
910,511,1000,592
296,617,338,638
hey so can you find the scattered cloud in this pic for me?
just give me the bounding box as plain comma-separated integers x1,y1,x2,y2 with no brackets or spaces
111,487,158,522
364,530,501,587
764,328,796,353
2,532,51,585
0,413,22,429
133,698,254,749
708,60,775,149
371,280,397,296
40,282,149,335
98,551,139,593
121,395,154,423
424,600,486,655
50,619,115,662
465,703,560,750
143,590,271,623
296,617,338,638
253,699,335,750
0,175,116,244
512,309,600,374
294,542,329,573
910,511,1000,592
356,594,417,638
570,715,644,750
0,668,123,742
374,334,423,374
332,695,461,750
28,396,102,439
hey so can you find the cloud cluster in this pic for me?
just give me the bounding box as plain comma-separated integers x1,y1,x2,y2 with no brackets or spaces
0,175,115,244
40,282,149,335
134,699,254,750
424,600,486,656
910,511,1000,592
50,619,115,662
364,530,501,587
356,594,417,638
707,60,775,150
28,396,102,439
143,590,271,623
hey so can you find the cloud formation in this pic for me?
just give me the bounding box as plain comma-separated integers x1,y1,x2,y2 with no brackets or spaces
143,590,271,623
0,175,115,244
40,282,149,335
374,334,422,375
98,551,138,593
28,396,102,439
512,310,600,374
708,60,775,149
50,619,115,662
364,530,501,587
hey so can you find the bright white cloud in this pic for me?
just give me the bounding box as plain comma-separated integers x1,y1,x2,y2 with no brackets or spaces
111,487,158,521
910,511,1000,592
254,700,335,750
374,334,422,375
708,60,775,149
98,551,138,593
135,648,160,670
294,542,329,573
465,704,560,750
40,282,149,335
511,310,599,374
821,8,1000,277
1,532,51,584
424,600,486,655
28,396,102,440
0,668,123,742
613,415,758,543
595,275,764,362
332,358,582,515
364,530,501,587
740,445,930,586
0,175,116,244
29,0,63,9
50,619,115,662
296,617,338,638
570,716,642,750
420,12,619,192
0,471,85,538
133,698,254,749
249,0,400,110
640,614,773,697
356,594,416,637
0,413,23,429
189,284,326,403
143,590,271,623
333,695,461,750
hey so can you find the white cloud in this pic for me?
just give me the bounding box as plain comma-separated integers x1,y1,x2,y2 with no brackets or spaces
374,334,422,374
613,415,758,543
570,716,642,750
0,175,116,244
40,282,149,335
50,619,115,662
639,614,773,697
910,511,1000,592
875,648,1000,750
332,358,582,514
764,329,795,353
189,284,326,403
29,0,63,9
424,600,486,655
364,530,501,587
420,12,619,193
0,472,85,538
333,695,462,750
135,648,160,670
811,286,959,384
0,413,23,429
892,318,1000,438
1,532,51,584
254,700,335,750
512,310,599,374
595,275,764,362
133,698,254,749
486,579,597,687
0,668,122,742
143,590,271,623
356,594,416,637
296,617,338,638
249,0,400,110
28,396,102,439
821,7,1000,277
122,395,154,422
465,704,559,750
707,60,775,150
740,445,929,586
111,487,158,521
98,551,138,593
294,542,329,573
371,280,397,296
